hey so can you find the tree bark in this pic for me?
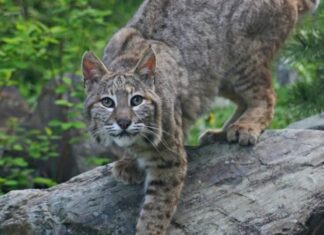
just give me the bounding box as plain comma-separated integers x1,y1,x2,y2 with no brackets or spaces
1,129,324,235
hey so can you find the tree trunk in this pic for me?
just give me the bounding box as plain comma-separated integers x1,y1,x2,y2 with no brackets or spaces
1,129,324,235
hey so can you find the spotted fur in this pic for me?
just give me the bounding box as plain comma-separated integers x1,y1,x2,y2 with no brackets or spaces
82,0,319,234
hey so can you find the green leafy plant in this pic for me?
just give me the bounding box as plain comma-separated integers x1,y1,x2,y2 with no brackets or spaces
282,5,324,118
0,0,142,193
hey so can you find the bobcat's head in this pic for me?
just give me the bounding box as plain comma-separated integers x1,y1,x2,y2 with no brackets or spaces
82,47,162,148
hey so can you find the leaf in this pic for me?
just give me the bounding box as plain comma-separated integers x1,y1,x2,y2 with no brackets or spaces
0,178,5,185
28,145,42,159
55,99,73,107
49,26,67,34
12,158,28,167
62,76,72,85
71,121,86,129
45,127,53,136
54,85,67,94
13,144,23,151
48,152,59,158
87,157,111,166
4,180,18,187
48,120,63,127
33,177,57,187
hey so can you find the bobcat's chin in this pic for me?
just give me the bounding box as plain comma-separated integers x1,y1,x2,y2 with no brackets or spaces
113,135,138,147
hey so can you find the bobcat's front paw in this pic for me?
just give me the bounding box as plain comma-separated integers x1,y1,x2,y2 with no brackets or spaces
111,159,144,184
199,129,227,146
226,123,262,145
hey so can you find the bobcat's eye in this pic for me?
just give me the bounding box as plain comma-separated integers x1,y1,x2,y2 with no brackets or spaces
130,95,143,107
101,97,115,108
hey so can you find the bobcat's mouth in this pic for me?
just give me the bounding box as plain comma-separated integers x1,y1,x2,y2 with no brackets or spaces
110,130,138,138
117,130,139,138
113,131,139,147
118,130,131,137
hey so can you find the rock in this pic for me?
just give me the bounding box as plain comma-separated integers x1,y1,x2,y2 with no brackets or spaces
1,129,324,235
276,59,299,86
0,86,31,131
287,113,324,130
213,97,232,108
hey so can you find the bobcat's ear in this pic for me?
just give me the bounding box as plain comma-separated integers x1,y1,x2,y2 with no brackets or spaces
82,51,110,90
134,46,156,81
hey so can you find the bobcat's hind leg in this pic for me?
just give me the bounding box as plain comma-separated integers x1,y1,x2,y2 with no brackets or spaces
112,158,145,184
200,65,275,146
199,90,247,146
226,66,275,145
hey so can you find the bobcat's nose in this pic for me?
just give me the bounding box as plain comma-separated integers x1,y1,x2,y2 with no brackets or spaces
117,119,131,130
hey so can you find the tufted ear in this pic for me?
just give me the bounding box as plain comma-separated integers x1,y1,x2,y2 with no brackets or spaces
134,46,156,80
81,51,110,91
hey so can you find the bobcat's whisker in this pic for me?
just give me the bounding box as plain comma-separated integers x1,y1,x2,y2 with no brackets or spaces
141,129,178,155
144,125,174,137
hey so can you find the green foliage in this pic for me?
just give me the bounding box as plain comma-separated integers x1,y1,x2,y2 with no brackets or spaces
0,117,59,193
0,0,142,102
282,5,324,118
0,0,142,194
270,84,297,128
87,156,111,166
33,177,57,188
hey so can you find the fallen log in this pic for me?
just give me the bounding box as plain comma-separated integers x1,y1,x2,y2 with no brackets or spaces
1,129,324,235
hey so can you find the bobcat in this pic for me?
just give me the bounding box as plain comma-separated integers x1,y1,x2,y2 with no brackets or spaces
82,0,319,234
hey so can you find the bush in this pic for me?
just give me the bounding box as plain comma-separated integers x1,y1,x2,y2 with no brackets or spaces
0,0,142,194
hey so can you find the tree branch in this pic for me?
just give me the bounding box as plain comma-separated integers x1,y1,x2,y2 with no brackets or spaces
1,130,324,235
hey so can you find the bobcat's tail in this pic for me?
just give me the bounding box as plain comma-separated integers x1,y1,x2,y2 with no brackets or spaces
297,0,320,14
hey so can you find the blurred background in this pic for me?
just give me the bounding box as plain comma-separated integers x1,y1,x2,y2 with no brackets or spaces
0,0,323,194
